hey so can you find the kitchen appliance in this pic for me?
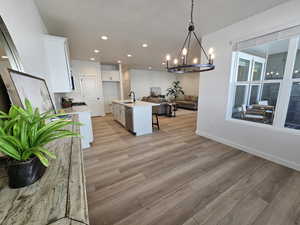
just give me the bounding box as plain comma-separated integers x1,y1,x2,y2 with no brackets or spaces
125,106,134,133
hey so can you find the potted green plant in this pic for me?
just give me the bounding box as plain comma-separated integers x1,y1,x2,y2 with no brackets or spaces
166,81,184,102
0,99,80,188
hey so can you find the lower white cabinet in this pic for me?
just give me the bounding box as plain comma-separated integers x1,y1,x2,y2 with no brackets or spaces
112,102,125,126
66,106,93,149
78,111,93,149
112,101,155,136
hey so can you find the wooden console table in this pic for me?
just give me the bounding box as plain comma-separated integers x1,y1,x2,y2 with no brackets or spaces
0,116,89,225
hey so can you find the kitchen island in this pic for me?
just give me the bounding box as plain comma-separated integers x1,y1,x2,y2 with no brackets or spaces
112,100,159,136
0,116,89,225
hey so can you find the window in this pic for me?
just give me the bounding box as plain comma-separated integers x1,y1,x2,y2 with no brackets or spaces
231,40,289,125
285,39,300,130
230,37,300,128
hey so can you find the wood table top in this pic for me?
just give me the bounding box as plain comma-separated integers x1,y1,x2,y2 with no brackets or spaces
0,115,89,225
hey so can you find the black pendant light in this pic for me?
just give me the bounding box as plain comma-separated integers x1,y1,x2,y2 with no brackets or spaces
165,0,215,74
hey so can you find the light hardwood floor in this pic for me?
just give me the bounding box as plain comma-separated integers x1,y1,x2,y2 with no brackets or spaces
84,112,300,225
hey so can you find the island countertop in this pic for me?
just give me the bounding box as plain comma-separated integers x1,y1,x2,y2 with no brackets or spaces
0,115,89,225
112,100,159,108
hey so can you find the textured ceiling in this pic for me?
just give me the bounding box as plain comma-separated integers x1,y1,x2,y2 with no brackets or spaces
34,0,290,70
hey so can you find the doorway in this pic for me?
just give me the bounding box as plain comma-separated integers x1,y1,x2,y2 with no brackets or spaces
79,75,105,117
103,81,120,113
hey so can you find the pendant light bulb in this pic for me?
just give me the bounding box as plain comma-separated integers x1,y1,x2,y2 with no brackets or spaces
211,54,215,60
193,58,198,64
182,48,188,56
208,48,214,55
173,58,178,65
166,54,171,61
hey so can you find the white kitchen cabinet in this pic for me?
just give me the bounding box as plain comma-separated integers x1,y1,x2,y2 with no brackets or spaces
44,35,72,93
101,70,120,81
112,100,159,136
78,111,93,148
65,106,93,149
112,102,125,126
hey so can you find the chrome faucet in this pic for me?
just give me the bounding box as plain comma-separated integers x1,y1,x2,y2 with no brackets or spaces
128,91,136,103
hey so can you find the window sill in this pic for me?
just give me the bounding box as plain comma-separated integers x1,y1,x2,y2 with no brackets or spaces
227,118,300,136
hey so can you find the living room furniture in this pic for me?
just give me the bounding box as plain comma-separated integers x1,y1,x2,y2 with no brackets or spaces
175,95,198,110
166,103,177,117
152,113,160,130
239,104,275,124
142,96,168,115
152,105,160,130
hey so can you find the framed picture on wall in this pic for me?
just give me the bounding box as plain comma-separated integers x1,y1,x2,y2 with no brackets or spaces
1,69,55,113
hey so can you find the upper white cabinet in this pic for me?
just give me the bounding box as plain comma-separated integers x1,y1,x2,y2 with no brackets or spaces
101,70,120,81
44,35,72,93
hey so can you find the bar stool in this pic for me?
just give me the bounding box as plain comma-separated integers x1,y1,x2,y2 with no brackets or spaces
152,106,160,130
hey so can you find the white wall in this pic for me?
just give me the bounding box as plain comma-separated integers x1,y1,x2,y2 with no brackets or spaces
1,0,49,81
197,0,300,171
176,73,199,96
130,69,176,99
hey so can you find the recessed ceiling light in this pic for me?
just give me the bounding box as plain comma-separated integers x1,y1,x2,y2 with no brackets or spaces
90,57,95,61
1,56,8,59
148,66,152,70
142,43,148,48
94,49,100,53
117,60,122,64
127,54,132,57
101,36,108,40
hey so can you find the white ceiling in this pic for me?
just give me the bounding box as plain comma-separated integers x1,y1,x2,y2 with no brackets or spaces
34,0,290,70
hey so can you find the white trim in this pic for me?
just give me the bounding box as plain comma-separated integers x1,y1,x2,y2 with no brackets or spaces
226,52,238,120
232,23,300,51
227,118,300,135
276,37,299,127
195,129,300,171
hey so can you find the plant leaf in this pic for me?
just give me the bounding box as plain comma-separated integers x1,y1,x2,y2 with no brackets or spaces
0,138,21,160
33,151,49,167
37,147,56,159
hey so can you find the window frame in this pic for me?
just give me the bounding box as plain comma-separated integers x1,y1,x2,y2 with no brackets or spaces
227,36,300,133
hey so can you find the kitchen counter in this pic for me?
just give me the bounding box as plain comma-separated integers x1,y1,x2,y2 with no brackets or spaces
112,100,159,108
0,115,89,225
63,105,91,113
63,106,93,149
112,100,159,136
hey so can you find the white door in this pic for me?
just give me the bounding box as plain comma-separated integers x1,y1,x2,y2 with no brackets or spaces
80,76,105,117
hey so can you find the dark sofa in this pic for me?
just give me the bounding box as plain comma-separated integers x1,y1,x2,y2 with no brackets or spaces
142,96,167,115
175,95,198,110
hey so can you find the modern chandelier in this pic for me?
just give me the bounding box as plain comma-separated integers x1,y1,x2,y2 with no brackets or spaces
165,0,215,74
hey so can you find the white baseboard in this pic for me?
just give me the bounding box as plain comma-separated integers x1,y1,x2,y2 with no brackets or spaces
196,130,300,172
